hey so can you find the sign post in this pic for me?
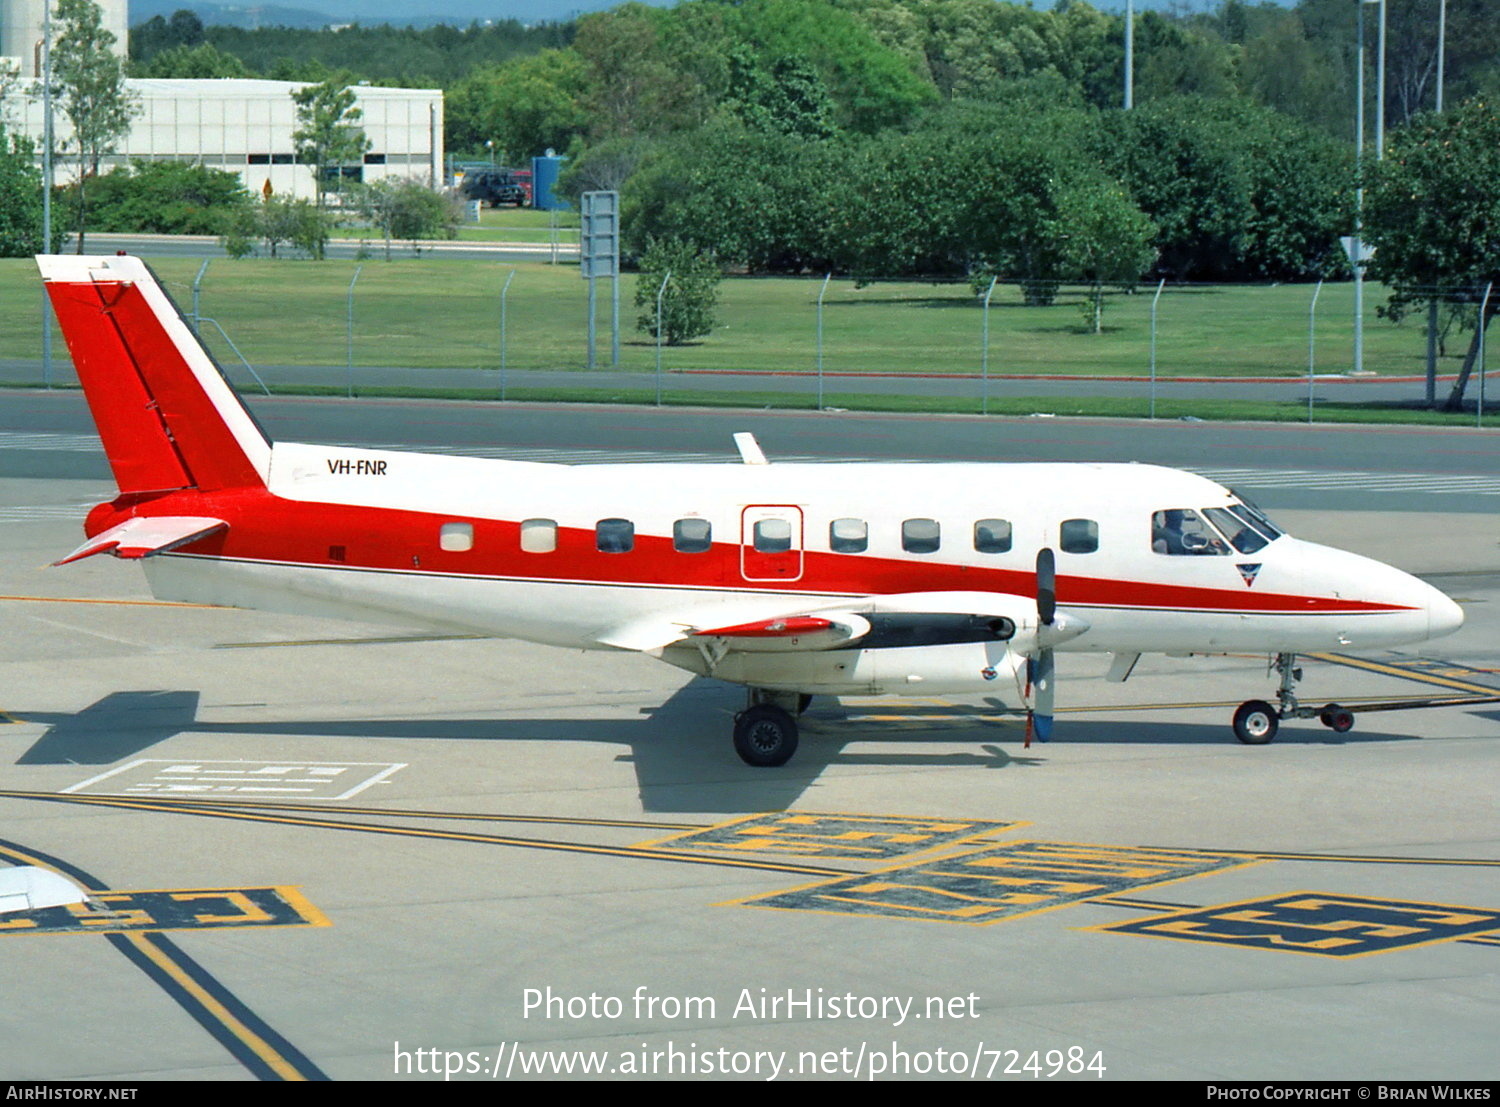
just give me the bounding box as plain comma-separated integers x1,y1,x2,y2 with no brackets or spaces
580,191,620,370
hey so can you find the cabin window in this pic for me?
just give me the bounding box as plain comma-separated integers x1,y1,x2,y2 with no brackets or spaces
1060,518,1098,554
754,518,793,552
520,519,557,553
974,518,1012,554
440,522,474,552
830,518,867,553
674,518,712,553
1151,509,1227,556
902,518,941,554
596,518,634,553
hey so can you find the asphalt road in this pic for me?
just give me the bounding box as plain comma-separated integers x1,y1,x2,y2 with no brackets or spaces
84,231,578,264
3,389,1499,515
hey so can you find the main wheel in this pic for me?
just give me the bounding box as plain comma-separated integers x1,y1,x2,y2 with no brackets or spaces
733,704,799,767
1232,699,1279,745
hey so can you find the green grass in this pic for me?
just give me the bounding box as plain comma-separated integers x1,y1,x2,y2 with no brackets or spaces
338,205,582,244
3,254,1469,425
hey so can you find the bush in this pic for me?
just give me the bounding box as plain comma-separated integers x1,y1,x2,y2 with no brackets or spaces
221,195,330,259
634,237,721,345
64,160,250,235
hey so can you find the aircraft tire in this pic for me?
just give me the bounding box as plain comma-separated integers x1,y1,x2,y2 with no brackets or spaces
1323,706,1355,733
1232,700,1279,745
733,705,799,767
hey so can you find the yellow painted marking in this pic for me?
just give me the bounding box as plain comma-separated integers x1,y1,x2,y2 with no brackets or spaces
0,594,217,609
123,932,310,1081
2,792,849,878
723,841,1263,926
174,891,275,926
1090,890,1500,959
637,810,1024,860
1308,652,1500,696
0,790,698,832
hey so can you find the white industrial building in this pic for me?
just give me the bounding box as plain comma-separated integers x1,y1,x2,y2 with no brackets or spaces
1,0,444,201
9,78,445,200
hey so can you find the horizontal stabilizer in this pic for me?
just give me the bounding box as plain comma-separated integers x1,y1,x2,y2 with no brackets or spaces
0,866,89,914
55,516,227,566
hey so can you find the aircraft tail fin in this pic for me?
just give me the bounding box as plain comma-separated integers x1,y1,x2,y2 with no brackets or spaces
37,255,271,495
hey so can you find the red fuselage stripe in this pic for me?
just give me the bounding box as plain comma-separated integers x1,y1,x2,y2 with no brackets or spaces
90,488,1415,617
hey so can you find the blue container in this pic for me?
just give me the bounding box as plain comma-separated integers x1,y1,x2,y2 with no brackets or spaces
530,154,567,211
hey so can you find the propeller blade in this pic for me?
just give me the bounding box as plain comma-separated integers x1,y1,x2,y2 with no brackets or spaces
1036,547,1056,626
1030,648,1055,741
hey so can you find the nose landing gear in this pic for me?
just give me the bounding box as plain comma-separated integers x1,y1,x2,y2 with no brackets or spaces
1233,652,1358,744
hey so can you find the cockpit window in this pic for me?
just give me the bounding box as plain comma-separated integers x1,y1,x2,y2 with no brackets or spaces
1151,509,1228,555
1226,498,1283,541
1203,506,1268,555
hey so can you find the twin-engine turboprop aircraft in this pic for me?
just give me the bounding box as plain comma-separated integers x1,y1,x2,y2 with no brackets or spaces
38,254,1466,766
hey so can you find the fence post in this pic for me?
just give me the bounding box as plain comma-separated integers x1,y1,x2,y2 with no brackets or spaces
981,276,997,416
1479,281,1493,428
346,264,362,399
655,271,671,407
191,259,210,335
499,268,515,401
816,273,831,411
1307,278,1324,424
1148,278,1166,419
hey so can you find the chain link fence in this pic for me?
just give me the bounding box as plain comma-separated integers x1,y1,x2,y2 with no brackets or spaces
1,257,1492,425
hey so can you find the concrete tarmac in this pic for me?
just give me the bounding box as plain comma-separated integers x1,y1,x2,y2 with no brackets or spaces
0,473,1496,1083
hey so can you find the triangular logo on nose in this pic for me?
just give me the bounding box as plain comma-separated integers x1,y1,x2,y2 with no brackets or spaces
1237,563,1262,587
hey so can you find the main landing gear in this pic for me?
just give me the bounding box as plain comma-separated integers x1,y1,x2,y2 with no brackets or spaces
1232,652,1355,744
732,690,813,767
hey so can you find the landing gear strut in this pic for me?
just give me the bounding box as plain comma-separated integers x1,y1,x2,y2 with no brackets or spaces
1232,652,1357,744
732,689,809,767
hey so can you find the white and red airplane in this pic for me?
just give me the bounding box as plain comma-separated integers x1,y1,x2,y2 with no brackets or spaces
39,254,1466,765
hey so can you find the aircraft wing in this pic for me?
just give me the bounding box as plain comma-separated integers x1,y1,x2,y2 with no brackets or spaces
596,590,1039,653
54,516,228,566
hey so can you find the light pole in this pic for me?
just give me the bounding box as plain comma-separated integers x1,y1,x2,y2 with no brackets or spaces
1124,0,1134,111
1436,0,1446,112
40,3,53,387
1351,0,1384,377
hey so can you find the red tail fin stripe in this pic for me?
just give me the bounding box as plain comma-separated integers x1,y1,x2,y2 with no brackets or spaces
37,255,271,493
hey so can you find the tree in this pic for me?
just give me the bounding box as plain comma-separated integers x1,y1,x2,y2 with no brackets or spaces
1366,98,1500,411
135,42,251,79
52,0,137,253
447,50,590,160
222,194,330,260
0,129,47,257
291,78,371,209
355,178,458,259
1059,180,1156,332
634,237,721,345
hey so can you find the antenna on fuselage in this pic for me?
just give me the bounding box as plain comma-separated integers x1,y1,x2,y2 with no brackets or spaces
733,432,769,466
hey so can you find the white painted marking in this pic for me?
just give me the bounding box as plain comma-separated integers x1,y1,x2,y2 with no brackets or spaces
62,759,407,801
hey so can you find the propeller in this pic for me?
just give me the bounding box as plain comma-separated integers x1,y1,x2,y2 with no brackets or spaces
1028,548,1057,743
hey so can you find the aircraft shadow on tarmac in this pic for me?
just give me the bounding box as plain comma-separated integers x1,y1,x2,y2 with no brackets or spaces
9,682,1442,814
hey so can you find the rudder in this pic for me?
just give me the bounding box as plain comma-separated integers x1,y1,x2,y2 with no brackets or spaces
38,255,270,495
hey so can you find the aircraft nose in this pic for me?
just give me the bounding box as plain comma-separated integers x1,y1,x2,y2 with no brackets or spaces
1426,586,1465,639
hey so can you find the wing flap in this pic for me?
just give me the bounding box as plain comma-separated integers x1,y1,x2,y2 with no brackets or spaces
54,516,228,566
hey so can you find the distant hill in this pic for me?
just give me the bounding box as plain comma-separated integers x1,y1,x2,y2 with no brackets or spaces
128,1,630,29
129,0,1252,32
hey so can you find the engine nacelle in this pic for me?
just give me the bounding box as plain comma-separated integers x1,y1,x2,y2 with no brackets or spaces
660,638,1025,696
